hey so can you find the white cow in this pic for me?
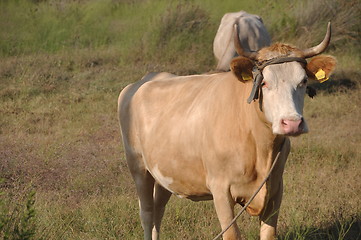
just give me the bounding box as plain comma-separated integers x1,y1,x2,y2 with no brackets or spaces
213,11,271,71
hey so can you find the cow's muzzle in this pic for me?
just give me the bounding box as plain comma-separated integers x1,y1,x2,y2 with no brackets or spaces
281,117,306,136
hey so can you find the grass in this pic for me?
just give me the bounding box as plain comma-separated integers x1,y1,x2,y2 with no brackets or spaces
0,0,360,239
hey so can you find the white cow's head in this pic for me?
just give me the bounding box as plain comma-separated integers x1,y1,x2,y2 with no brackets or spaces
231,23,336,136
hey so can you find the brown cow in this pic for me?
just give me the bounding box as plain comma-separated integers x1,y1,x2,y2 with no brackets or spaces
118,23,336,240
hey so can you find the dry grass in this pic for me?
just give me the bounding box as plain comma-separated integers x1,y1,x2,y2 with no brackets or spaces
261,0,361,54
292,0,361,48
1,0,360,239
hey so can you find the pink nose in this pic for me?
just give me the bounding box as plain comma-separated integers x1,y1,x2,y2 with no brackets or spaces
281,118,304,135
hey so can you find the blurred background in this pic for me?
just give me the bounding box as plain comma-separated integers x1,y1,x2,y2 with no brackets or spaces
0,0,360,239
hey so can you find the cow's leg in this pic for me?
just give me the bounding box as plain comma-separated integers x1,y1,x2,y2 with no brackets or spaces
259,180,283,240
133,171,155,240
152,183,172,240
212,189,241,240
259,138,290,240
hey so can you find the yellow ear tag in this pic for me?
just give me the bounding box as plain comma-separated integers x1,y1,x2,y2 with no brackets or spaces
241,72,253,81
315,69,329,83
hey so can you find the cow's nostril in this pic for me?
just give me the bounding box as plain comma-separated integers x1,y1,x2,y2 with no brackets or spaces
281,118,303,135
299,118,304,130
281,119,291,126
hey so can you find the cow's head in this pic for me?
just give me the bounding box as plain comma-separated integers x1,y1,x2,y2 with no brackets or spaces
231,23,336,136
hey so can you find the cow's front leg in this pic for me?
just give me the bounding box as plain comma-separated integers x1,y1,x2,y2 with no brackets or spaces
212,189,241,240
259,180,283,240
260,138,289,240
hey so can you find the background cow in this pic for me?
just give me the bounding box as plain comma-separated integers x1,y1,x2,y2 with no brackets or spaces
118,23,336,240
213,11,271,71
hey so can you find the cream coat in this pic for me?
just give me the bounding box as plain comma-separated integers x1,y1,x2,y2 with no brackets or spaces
118,71,291,240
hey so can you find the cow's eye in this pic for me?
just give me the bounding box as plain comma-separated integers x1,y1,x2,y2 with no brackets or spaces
261,81,267,88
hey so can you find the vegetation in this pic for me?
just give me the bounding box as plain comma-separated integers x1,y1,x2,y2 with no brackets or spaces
0,0,360,239
1,186,37,240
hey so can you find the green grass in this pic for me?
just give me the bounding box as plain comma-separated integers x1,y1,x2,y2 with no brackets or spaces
0,0,360,239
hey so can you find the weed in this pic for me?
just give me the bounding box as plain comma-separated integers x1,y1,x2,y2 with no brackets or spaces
0,188,37,240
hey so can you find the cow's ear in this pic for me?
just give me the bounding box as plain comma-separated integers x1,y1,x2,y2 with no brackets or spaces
306,55,337,83
230,56,254,82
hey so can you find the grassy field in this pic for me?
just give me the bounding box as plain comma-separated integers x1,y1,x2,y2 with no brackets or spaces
1,0,360,239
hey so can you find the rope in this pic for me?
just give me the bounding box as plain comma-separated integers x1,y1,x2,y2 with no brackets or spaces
257,57,307,70
212,139,286,240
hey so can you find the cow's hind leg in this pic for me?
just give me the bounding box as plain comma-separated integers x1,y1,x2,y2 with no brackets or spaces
133,171,155,240
152,183,172,240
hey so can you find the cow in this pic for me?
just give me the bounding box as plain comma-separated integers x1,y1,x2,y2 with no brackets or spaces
213,11,271,71
117,22,336,240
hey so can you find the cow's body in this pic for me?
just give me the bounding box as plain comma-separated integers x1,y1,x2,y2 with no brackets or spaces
118,23,336,240
119,71,289,240
119,71,288,203
213,11,271,71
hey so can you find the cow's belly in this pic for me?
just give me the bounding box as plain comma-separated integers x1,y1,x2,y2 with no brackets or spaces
146,156,211,199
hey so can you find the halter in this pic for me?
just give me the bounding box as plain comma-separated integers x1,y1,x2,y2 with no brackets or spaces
247,57,308,104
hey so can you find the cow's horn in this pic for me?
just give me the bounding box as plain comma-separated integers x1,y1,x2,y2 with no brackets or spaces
302,22,332,58
233,24,258,60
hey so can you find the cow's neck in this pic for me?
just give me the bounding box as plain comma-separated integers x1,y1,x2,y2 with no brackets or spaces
225,74,286,166
251,97,286,175
237,79,286,172
225,79,288,214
